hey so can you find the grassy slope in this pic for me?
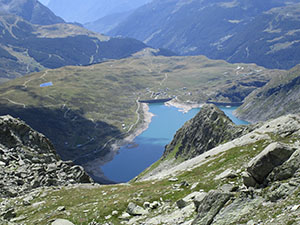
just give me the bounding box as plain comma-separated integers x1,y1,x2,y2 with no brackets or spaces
0,14,147,83
0,55,282,162
2,124,299,224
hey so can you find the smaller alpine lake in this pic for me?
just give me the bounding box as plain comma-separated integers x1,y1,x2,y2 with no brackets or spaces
101,103,248,183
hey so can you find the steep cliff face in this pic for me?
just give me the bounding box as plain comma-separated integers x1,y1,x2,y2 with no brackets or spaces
163,104,251,161
0,115,92,198
235,65,300,123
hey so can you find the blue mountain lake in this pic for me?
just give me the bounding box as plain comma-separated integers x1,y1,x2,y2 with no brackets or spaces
101,103,249,183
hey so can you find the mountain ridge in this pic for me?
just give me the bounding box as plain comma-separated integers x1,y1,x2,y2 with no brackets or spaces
47,0,150,23
235,65,300,122
0,0,64,25
0,13,162,83
110,0,300,69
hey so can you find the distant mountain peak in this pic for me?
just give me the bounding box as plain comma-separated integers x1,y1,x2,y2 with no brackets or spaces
0,0,64,25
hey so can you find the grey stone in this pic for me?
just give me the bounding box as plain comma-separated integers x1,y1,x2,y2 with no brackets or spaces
143,202,150,208
23,195,34,206
126,202,147,216
192,190,233,225
247,142,296,184
57,206,66,211
112,210,118,216
149,201,160,209
1,208,16,220
214,169,238,180
193,192,208,209
51,219,75,225
242,171,258,188
168,177,178,182
118,212,131,220
267,182,296,201
220,183,237,193
268,148,300,182
176,199,187,209
213,193,264,225
10,215,27,222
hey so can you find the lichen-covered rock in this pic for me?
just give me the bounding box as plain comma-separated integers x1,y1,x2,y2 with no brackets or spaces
247,142,296,185
0,115,93,198
126,202,147,216
214,168,238,180
192,190,233,225
242,171,258,188
267,148,300,182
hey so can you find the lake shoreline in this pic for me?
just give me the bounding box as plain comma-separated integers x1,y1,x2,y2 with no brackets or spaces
83,103,155,183
111,103,154,152
165,99,203,113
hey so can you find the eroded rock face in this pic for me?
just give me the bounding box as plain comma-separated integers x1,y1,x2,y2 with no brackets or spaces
246,142,296,185
267,148,300,182
192,190,233,225
0,115,93,198
163,104,251,160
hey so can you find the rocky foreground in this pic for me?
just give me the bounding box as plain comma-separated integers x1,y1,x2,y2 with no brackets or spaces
1,108,300,224
0,115,93,199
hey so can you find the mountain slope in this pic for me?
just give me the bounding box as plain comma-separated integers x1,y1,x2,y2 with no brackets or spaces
0,115,92,198
1,112,300,224
0,0,64,25
213,3,300,69
0,55,279,180
110,0,300,69
235,65,300,123
47,0,150,23
84,10,133,35
0,13,150,82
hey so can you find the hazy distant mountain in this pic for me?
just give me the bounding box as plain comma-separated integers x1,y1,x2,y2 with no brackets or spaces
110,0,300,69
0,13,151,82
0,0,64,25
38,0,50,5
47,0,150,24
85,10,133,35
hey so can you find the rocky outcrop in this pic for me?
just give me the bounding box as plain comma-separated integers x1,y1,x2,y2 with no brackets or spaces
163,104,251,160
0,115,93,198
245,142,297,186
126,202,148,216
236,65,300,123
130,113,300,224
192,190,233,225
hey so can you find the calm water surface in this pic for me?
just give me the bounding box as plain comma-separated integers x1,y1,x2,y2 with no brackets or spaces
101,103,248,183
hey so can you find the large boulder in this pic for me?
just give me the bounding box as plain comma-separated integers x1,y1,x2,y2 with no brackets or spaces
267,148,300,182
192,190,233,225
246,142,296,185
126,202,147,216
